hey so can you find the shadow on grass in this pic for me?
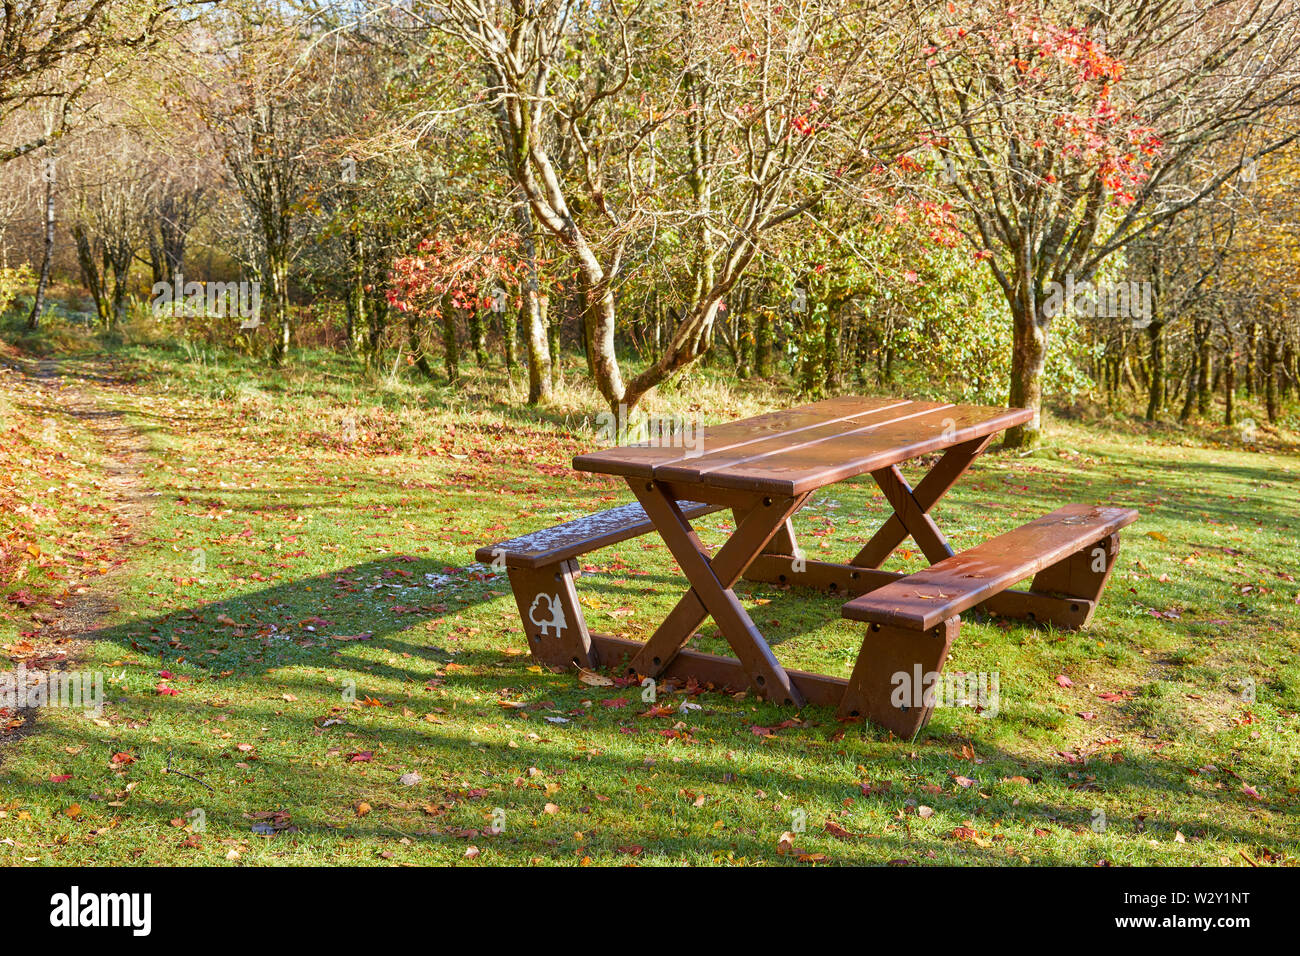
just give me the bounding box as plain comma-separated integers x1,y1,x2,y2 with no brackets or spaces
2,550,1293,865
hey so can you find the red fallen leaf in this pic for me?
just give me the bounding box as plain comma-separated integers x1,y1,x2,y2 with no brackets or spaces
1241,785,1262,800
6,589,36,608
823,820,857,840
949,826,992,846
1097,692,1128,702
750,725,774,736
1077,712,1097,720
1055,674,1074,688
638,704,675,718
465,789,490,799
158,670,174,680
49,774,72,783
347,751,374,763
617,845,644,857
111,752,135,764
156,685,180,696
602,697,629,709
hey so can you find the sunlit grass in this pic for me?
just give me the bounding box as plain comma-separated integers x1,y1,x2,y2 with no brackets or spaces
0,330,1297,866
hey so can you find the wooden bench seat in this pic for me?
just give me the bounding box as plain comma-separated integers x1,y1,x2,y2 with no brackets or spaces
836,503,1139,736
842,504,1140,629
477,499,724,669
475,500,723,569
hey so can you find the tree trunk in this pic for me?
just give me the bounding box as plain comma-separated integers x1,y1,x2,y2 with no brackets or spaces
72,224,110,325
1224,354,1236,427
1245,322,1258,397
365,291,387,371
584,275,625,410
548,294,562,390
1178,347,1198,423
441,299,459,383
27,169,55,329
1264,326,1279,423
1005,299,1048,448
409,315,433,378
527,291,552,404
1145,321,1166,421
823,301,841,393
468,309,487,367
736,285,753,379
1197,327,1212,415
1281,338,1295,400
755,307,772,378
503,299,518,371
346,230,366,352
267,251,290,365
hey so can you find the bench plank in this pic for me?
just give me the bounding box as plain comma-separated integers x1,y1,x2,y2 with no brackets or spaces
842,504,1139,630
476,500,724,569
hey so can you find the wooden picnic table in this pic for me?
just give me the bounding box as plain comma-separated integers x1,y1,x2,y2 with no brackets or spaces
481,396,1137,736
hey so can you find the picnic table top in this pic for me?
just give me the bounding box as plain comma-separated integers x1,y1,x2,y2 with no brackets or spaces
573,396,1034,496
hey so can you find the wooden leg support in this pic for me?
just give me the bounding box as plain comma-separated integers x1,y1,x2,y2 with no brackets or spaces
628,481,810,705
837,618,960,738
506,559,596,668
1027,532,1122,627
950,531,1124,630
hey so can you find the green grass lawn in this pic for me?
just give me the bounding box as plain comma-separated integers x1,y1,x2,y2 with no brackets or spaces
1,334,1297,866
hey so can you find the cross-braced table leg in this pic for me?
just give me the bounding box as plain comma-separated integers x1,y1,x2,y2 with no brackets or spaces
626,478,810,705
851,434,993,568
741,435,993,592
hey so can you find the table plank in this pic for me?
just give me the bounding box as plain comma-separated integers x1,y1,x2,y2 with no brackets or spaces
666,404,1034,496
655,399,954,487
572,395,910,479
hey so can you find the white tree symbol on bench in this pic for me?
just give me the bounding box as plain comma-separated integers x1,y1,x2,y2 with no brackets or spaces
528,593,567,637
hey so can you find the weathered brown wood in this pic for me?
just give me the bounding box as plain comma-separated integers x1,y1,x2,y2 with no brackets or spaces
495,397,1139,743
590,634,849,708
852,435,993,569
476,500,724,569
743,553,897,594
653,400,951,486
654,481,764,509
842,505,1139,630
572,396,909,479
654,404,1033,497
506,560,596,668
742,554,1096,626
836,619,961,737
628,479,808,705
732,506,798,558
868,464,955,565
1030,532,1122,626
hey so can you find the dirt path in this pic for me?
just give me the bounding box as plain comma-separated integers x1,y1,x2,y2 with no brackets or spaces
1,355,151,745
